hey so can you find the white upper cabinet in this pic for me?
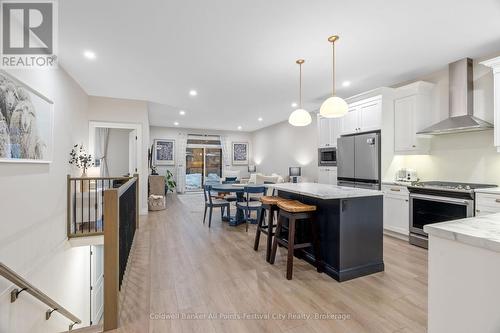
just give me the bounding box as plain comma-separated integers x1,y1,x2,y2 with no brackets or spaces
394,96,417,151
481,57,500,152
341,106,359,135
317,114,341,148
393,82,434,154
341,96,382,135
359,99,382,131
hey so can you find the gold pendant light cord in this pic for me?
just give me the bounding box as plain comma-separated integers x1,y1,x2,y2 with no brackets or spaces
296,59,305,109
299,62,302,108
332,41,335,97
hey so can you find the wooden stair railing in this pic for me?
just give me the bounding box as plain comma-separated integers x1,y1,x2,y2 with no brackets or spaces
66,175,133,238
103,175,139,331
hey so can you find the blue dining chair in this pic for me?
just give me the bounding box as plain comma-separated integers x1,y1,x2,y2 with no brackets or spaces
203,185,230,228
237,186,267,232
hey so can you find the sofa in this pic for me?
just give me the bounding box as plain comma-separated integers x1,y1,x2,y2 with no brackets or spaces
244,173,285,185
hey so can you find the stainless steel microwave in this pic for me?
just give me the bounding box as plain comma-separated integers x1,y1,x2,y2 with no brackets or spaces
318,147,337,166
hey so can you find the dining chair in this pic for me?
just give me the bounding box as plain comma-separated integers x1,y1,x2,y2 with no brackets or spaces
203,185,230,228
237,186,267,232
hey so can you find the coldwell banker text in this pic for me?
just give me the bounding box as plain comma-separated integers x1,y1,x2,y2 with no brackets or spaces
0,0,58,68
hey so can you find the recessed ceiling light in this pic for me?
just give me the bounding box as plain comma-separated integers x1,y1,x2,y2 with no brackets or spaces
189,90,197,96
237,125,242,130
174,121,179,126
179,110,186,115
291,102,298,108
342,81,351,87
83,50,96,60
257,117,263,122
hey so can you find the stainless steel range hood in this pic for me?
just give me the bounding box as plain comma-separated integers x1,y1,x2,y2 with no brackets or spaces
417,58,493,135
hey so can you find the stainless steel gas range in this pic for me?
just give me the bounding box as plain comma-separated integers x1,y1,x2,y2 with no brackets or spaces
407,181,496,248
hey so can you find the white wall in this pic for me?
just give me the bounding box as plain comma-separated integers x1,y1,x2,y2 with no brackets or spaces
149,126,252,187
88,97,150,214
386,55,500,185
106,128,131,177
0,68,91,332
251,115,318,182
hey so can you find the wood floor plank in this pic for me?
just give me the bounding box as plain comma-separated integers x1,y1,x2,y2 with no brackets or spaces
109,193,428,333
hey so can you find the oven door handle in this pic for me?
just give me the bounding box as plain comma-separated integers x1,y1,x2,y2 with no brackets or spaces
410,193,472,205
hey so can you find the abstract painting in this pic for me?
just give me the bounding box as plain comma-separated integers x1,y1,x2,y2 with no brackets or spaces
0,71,54,163
154,139,175,165
232,142,248,165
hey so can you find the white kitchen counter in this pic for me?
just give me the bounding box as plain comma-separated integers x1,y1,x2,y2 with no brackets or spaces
269,182,382,200
424,213,500,253
474,187,500,194
425,213,500,333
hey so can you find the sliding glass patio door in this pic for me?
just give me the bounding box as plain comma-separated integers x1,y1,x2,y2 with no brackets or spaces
185,147,222,191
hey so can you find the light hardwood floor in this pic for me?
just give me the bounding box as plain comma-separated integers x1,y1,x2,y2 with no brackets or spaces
111,193,428,333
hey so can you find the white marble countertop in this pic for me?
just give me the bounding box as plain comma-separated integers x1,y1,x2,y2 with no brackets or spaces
475,187,500,194
269,182,382,200
424,213,500,253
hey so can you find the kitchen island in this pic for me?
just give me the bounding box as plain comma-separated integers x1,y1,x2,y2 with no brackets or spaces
269,182,384,282
425,214,500,333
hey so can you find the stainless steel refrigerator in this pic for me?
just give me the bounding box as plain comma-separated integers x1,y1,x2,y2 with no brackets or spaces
337,132,380,190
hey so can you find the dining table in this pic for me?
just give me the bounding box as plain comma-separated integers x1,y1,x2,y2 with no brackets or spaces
209,183,266,226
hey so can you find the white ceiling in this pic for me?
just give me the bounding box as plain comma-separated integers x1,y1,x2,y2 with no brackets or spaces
59,0,500,132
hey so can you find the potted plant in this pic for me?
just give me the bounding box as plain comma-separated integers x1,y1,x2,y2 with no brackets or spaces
165,169,176,194
69,144,94,192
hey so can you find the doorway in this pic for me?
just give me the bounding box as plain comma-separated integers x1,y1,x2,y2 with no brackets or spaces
185,147,222,191
89,121,141,177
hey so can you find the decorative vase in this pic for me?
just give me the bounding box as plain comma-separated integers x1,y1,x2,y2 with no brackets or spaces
80,171,90,192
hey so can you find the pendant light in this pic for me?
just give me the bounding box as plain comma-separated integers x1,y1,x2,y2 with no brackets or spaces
320,35,348,118
289,59,312,127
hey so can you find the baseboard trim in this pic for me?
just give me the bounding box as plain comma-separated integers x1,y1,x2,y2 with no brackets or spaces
301,252,385,282
383,228,409,241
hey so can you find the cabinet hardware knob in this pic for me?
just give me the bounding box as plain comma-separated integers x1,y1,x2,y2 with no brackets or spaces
476,209,480,212
405,200,409,202
412,145,416,148
496,199,500,203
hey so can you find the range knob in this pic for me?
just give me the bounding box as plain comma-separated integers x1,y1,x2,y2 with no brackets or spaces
465,185,471,190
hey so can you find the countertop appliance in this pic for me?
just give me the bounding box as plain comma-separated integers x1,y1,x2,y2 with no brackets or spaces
407,181,496,248
337,131,380,190
396,168,418,182
318,147,337,166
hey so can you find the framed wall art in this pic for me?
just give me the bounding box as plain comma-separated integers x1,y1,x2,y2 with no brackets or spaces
0,71,54,163
232,142,248,165
154,139,175,165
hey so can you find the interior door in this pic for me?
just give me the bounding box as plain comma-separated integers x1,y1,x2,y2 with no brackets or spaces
90,245,104,325
354,132,380,181
128,130,138,175
337,136,355,179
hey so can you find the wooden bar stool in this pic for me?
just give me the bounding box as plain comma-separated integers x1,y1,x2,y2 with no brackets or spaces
270,200,322,280
254,196,290,262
